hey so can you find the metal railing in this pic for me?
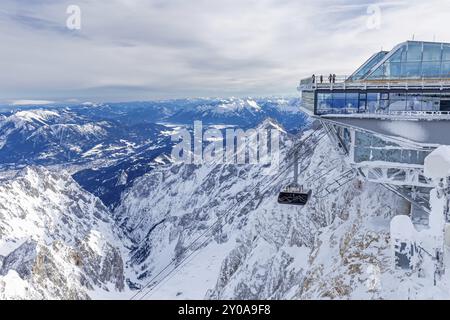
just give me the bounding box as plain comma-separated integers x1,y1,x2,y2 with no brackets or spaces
317,109,450,120
300,75,349,86
299,75,450,91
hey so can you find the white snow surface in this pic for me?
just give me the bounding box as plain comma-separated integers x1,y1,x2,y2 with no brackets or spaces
424,146,450,180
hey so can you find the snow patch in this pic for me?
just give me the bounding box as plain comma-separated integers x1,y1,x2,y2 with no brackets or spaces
424,146,450,180
14,110,59,124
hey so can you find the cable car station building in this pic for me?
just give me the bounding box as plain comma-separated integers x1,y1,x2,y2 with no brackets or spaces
299,41,450,223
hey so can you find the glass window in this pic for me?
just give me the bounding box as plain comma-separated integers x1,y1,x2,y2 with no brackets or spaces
407,42,422,61
350,52,387,80
418,151,428,165
367,93,379,101
367,93,379,112
389,93,407,111
401,150,416,164
381,93,389,100
369,65,385,79
359,100,367,112
317,93,332,111
343,128,351,150
389,47,405,62
356,132,372,147
407,93,423,111
371,149,384,161
378,100,389,112
372,135,397,147
402,62,421,77
442,61,450,78
345,93,359,109
355,147,370,162
332,93,346,109
422,93,441,111
422,62,441,78
359,93,367,99
386,149,403,163
400,150,409,164
443,45,450,61
423,43,442,61
386,62,402,77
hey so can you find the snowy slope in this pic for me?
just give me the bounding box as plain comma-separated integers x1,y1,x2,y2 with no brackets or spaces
0,167,126,299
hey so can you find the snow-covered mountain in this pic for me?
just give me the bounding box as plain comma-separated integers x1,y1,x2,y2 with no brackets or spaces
0,108,170,169
112,119,411,299
0,98,307,209
113,119,449,299
0,167,126,299
163,98,307,129
2,100,445,300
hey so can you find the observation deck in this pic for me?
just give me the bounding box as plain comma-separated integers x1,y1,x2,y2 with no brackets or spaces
298,41,450,215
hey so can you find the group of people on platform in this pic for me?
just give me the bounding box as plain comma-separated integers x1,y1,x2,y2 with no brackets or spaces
311,74,336,84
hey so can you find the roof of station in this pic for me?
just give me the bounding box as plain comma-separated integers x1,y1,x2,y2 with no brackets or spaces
350,41,450,81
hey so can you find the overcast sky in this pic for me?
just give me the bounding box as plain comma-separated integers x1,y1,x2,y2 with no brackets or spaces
1,0,450,103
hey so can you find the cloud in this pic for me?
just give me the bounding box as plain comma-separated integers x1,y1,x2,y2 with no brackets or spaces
0,0,449,102
11,100,55,106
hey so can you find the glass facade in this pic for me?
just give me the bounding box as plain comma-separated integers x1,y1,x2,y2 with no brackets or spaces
354,132,430,165
348,51,388,81
316,90,448,115
366,42,450,80
309,41,450,116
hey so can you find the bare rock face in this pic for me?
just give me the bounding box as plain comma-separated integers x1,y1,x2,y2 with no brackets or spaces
0,167,125,299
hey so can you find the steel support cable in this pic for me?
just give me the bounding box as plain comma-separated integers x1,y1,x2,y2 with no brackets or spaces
130,127,326,300
313,170,358,199
303,162,340,184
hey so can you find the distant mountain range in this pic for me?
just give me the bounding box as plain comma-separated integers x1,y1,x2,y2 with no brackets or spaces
0,98,308,208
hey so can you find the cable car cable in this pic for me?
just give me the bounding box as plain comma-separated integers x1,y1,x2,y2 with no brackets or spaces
138,131,332,299
130,127,326,300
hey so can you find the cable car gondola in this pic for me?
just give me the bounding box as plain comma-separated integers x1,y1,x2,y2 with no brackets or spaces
278,184,312,206
278,150,312,206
